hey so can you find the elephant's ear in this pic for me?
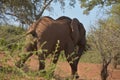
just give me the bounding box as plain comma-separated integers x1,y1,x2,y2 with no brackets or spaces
70,18,80,45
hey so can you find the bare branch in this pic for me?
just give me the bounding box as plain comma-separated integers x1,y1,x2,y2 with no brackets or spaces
35,0,54,20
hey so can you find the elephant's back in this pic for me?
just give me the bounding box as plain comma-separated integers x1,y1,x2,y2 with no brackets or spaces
41,21,70,40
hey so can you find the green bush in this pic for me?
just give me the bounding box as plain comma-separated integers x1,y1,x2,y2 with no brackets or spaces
0,25,26,51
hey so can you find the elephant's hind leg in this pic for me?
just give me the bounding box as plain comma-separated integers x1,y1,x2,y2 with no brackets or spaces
65,44,79,79
65,52,80,79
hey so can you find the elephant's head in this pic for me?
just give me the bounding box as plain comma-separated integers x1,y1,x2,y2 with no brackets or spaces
26,22,37,37
70,18,86,52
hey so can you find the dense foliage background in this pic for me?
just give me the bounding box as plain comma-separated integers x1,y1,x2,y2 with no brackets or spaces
0,0,120,80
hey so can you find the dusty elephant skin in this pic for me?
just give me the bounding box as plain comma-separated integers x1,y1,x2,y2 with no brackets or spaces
16,16,86,79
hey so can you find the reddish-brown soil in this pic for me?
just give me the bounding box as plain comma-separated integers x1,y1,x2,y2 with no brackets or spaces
0,53,120,80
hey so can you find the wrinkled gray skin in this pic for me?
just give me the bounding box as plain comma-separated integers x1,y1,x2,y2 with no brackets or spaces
16,16,86,78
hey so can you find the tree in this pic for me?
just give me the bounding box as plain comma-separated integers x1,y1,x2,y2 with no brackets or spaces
0,0,76,25
85,1,120,79
87,9,120,79
87,19,120,80
1,0,119,25
79,0,120,14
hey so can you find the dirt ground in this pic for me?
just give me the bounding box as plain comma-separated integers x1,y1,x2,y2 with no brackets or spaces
0,53,120,80
23,55,120,80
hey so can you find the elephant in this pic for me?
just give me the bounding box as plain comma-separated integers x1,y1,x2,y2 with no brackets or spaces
16,16,86,78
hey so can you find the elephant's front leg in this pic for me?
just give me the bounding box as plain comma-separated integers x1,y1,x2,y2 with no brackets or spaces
38,53,46,70
16,42,37,68
16,52,33,68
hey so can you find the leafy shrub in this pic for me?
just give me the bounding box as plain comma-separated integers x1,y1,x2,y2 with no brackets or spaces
0,25,26,51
